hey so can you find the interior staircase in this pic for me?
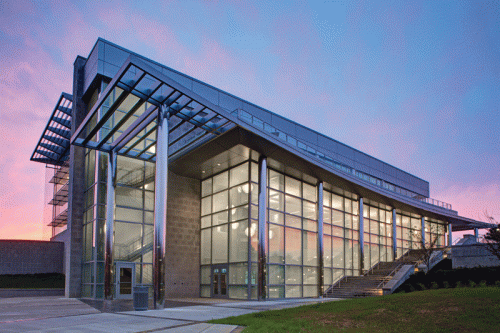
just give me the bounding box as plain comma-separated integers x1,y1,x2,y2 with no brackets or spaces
323,249,433,299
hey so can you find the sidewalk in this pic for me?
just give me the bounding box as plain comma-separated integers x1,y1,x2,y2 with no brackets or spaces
0,296,340,332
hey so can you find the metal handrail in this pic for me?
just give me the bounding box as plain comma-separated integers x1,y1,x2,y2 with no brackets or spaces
377,262,404,289
364,261,382,275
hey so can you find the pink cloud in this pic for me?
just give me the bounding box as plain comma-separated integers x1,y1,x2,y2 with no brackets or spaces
434,183,500,220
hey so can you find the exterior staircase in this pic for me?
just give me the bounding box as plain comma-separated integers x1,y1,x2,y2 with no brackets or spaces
323,249,441,298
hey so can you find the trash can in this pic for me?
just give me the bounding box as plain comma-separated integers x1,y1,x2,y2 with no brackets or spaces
133,285,149,311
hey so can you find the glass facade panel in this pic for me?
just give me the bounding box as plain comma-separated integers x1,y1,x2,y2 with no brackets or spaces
212,225,228,263
230,163,248,187
269,224,285,264
229,221,248,262
285,227,302,265
285,195,301,216
213,171,229,193
285,176,301,197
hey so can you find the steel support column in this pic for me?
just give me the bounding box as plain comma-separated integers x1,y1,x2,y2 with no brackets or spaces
474,228,479,242
392,209,397,261
421,216,426,246
257,156,267,301
448,223,453,247
317,182,324,298
104,150,117,300
153,105,169,309
359,198,364,274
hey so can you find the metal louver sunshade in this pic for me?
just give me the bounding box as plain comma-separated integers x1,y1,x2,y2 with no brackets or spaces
31,92,73,165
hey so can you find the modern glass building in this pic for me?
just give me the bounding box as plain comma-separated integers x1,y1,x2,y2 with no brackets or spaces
31,38,491,305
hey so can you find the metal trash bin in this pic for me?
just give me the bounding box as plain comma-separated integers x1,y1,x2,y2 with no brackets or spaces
133,285,149,311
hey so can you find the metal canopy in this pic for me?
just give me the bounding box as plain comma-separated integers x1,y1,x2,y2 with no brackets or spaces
71,56,240,162
31,93,73,165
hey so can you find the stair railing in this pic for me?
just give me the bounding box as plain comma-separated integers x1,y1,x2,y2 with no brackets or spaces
376,262,403,289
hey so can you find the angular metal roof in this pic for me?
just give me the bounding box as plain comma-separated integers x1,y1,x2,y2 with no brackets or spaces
71,56,241,162
70,55,493,232
31,92,73,165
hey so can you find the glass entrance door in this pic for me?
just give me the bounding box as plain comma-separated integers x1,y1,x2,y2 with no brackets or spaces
116,262,135,299
212,265,228,298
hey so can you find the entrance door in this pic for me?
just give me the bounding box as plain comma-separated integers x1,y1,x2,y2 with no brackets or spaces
116,262,135,299
211,265,228,298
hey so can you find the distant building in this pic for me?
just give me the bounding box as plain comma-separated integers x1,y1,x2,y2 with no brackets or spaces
31,38,491,305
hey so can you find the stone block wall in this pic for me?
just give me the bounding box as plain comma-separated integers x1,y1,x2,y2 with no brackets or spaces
165,171,201,298
452,244,500,268
0,240,64,275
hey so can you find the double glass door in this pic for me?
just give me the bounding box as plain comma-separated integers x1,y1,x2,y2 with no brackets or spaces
212,265,228,298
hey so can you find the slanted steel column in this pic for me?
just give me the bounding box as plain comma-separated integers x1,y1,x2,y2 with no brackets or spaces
392,209,397,261
153,105,169,309
421,216,426,246
359,198,364,274
257,156,267,301
104,150,117,300
317,182,324,298
448,223,453,247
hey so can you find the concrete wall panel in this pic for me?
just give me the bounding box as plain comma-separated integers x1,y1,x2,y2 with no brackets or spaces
0,240,64,275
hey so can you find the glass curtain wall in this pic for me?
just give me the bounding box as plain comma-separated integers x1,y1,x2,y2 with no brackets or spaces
267,169,319,298
82,87,105,298
114,156,155,295
425,218,447,247
200,160,258,300
363,203,393,270
396,211,447,256
322,186,360,292
81,81,157,298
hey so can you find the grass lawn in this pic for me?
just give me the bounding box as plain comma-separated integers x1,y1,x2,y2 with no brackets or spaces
210,287,500,332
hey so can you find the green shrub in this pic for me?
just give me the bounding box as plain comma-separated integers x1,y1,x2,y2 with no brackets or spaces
431,281,439,289
443,281,450,289
417,283,427,291
479,280,487,288
456,281,463,288
0,273,65,289
495,281,500,288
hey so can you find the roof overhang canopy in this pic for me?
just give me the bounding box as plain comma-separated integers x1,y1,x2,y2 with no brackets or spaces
71,56,247,162
449,216,495,232
31,92,73,165
70,55,493,233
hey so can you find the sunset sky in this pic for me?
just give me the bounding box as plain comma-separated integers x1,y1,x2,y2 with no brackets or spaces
1,0,499,240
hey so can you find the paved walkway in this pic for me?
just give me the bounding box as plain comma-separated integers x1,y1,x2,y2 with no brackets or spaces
0,296,341,332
